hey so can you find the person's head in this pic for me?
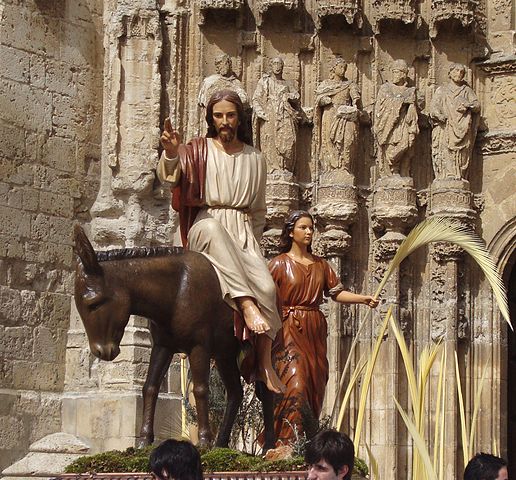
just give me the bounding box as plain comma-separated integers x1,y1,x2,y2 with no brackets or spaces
149,439,203,480
464,453,508,480
330,58,347,79
279,210,314,253
206,89,250,144
391,59,409,84
215,54,232,76
271,57,284,76
449,62,466,83
305,430,355,480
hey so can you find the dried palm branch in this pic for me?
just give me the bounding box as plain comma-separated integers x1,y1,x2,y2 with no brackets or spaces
394,397,438,480
455,351,470,466
350,306,391,447
365,443,380,480
469,359,490,453
331,216,511,426
433,347,446,479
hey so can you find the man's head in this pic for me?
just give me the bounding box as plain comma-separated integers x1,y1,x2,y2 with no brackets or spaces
449,62,466,83
271,57,284,76
215,54,232,76
464,453,508,480
305,430,355,480
206,89,249,144
149,439,203,480
391,59,409,85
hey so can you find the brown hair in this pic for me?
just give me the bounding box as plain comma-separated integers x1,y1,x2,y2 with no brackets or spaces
205,89,251,144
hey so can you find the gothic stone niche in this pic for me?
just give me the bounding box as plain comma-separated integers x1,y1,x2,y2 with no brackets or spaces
121,13,160,39
371,0,417,33
255,0,299,26
430,0,478,37
315,0,361,29
198,0,244,24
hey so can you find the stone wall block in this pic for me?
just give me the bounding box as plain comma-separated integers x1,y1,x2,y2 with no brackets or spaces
42,136,77,174
0,416,27,450
0,287,22,326
60,22,98,67
46,61,77,96
0,182,9,206
12,360,61,391
0,206,31,237
0,122,26,162
37,292,72,330
0,326,33,360
33,326,60,362
0,79,53,129
39,191,74,218
29,54,46,89
0,45,30,83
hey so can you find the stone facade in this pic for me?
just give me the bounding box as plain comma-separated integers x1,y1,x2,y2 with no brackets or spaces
1,0,515,478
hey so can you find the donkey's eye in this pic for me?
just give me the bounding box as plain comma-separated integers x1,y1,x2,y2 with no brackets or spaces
89,299,106,311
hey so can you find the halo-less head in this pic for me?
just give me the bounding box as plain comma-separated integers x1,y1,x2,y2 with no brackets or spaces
279,210,314,253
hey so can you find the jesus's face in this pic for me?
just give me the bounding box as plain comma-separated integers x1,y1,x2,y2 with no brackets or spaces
212,99,239,143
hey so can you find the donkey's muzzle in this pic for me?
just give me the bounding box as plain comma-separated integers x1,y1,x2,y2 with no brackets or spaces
91,342,120,361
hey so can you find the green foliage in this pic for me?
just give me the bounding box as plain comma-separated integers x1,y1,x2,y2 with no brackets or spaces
65,445,367,478
64,446,154,473
353,457,369,478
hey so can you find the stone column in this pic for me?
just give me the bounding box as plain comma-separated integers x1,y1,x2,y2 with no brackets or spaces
62,3,181,452
428,178,476,476
369,176,418,477
314,177,358,414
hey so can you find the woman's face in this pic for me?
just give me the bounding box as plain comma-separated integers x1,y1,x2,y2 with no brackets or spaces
290,216,314,247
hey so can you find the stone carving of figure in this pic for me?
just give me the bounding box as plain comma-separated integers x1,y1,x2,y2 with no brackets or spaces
198,54,248,110
252,57,303,173
373,59,419,177
315,58,361,173
430,63,480,181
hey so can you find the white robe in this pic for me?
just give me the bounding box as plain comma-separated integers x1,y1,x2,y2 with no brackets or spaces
157,138,281,339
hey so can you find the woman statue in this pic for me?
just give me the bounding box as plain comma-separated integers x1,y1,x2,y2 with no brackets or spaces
269,210,378,444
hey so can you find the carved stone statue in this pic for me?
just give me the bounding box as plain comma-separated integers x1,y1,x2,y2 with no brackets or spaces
430,63,480,181
198,54,248,109
373,59,419,177
252,57,303,173
315,58,361,173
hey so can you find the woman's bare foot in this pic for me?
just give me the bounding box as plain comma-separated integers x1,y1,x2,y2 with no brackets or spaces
237,298,270,334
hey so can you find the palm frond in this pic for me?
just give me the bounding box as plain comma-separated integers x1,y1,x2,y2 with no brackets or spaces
394,397,438,480
375,216,510,328
350,306,391,447
455,351,470,465
469,358,489,452
365,443,380,480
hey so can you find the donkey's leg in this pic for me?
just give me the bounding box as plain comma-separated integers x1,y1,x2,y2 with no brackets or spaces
214,356,243,447
138,344,173,447
189,344,212,447
255,380,275,452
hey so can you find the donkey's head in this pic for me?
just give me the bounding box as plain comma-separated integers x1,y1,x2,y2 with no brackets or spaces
73,225,130,361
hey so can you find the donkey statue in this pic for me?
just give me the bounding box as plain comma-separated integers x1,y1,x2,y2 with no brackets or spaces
73,224,274,449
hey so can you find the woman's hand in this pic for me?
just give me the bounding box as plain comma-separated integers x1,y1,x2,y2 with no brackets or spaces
362,295,379,308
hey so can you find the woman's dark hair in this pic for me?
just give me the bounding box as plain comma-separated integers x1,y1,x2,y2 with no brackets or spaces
205,89,251,144
149,439,203,480
305,429,355,480
279,210,314,253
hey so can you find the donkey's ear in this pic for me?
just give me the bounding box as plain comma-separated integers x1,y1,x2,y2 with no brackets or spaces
73,224,102,276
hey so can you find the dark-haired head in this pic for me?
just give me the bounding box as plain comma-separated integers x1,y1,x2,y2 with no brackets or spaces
206,89,250,144
279,210,314,253
464,453,507,480
305,429,354,480
149,439,203,480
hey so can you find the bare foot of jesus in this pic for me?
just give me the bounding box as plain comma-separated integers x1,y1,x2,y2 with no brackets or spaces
240,301,270,334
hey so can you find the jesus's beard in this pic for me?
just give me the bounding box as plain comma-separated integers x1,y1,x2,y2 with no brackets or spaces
218,126,236,143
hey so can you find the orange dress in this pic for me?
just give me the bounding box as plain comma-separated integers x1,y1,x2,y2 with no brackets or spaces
269,253,344,444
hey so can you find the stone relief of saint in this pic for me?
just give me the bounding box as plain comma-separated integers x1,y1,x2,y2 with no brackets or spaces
252,57,304,173
314,57,361,174
197,53,248,110
373,59,419,178
429,63,480,181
